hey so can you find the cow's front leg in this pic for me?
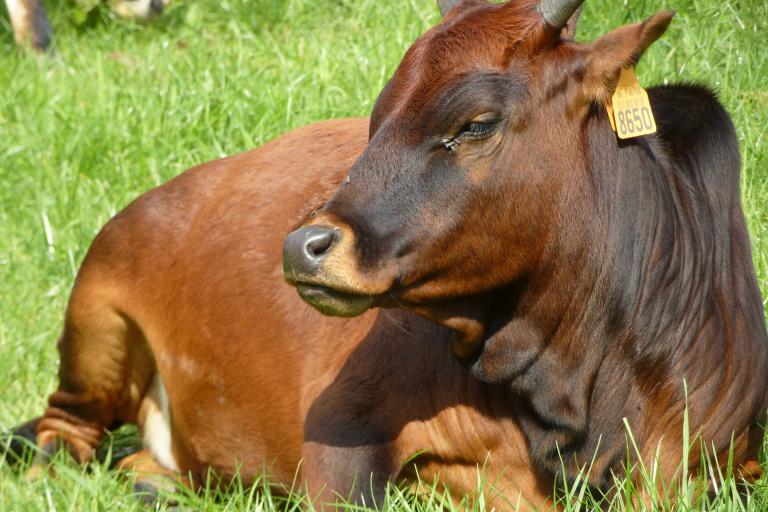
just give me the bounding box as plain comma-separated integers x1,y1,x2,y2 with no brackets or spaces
301,441,396,509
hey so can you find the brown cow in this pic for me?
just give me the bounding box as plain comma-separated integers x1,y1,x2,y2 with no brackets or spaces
283,0,768,498
5,0,767,509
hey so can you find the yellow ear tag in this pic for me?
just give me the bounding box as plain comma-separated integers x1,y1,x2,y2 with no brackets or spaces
609,66,657,139
605,102,616,132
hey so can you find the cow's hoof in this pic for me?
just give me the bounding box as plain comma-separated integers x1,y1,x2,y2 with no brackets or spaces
133,480,161,505
1,418,41,467
23,438,67,480
133,477,180,508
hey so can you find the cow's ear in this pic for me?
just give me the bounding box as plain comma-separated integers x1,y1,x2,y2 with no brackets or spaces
582,10,674,102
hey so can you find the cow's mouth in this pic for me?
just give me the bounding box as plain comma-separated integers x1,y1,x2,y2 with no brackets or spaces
296,284,376,317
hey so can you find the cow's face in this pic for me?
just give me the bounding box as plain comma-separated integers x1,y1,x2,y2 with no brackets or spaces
284,0,672,325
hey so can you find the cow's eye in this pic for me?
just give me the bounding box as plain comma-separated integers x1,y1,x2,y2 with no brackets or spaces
440,116,502,153
458,119,500,140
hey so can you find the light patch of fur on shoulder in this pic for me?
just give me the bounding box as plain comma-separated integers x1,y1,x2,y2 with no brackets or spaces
141,374,179,471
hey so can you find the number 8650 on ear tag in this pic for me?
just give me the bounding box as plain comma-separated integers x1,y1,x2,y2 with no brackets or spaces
611,66,657,140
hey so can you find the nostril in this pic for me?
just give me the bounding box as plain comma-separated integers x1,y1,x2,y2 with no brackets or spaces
304,228,338,260
307,239,329,257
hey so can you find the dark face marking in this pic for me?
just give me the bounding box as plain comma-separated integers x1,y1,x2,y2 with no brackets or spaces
427,72,527,135
282,0,558,316
330,70,531,287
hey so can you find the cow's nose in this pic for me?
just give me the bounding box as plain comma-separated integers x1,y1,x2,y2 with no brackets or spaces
283,225,339,279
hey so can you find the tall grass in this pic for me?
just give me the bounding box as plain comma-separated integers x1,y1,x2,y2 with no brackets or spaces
1,0,767,509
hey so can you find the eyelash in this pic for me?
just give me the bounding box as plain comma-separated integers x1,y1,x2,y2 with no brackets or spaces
464,121,498,137
442,120,500,152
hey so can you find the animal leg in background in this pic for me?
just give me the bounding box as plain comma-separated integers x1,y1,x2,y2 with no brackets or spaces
4,0,51,50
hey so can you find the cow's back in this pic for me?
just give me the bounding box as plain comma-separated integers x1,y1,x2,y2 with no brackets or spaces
73,118,376,481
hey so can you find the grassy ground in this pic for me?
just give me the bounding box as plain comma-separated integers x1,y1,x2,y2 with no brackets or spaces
0,0,766,510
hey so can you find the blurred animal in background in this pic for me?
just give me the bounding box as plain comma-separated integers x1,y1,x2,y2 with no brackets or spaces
110,0,169,19
3,0,51,50
3,0,171,51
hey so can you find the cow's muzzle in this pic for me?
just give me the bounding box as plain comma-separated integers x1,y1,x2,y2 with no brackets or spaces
282,225,376,317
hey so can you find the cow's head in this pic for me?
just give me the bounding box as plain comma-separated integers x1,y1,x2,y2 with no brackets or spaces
283,0,672,354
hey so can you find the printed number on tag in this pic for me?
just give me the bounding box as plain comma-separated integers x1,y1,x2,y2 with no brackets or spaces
610,67,657,140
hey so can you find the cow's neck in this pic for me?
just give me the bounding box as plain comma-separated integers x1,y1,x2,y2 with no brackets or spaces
442,105,765,490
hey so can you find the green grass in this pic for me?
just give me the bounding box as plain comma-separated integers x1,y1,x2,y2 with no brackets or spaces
1,0,767,509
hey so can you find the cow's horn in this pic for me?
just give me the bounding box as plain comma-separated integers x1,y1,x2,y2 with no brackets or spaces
437,0,462,17
537,0,585,28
